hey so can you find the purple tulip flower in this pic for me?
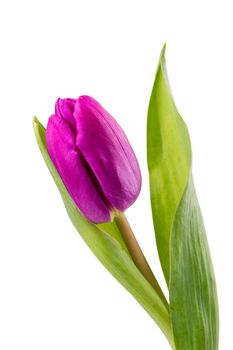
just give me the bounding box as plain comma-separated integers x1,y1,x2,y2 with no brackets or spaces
46,96,141,223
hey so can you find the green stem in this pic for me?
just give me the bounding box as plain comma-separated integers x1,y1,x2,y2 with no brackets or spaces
114,212,168,309
114,212,175,349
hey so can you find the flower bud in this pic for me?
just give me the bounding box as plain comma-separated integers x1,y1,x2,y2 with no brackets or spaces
46,96,141,223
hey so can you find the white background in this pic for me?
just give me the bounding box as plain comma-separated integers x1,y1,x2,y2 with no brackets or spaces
0,0,232,349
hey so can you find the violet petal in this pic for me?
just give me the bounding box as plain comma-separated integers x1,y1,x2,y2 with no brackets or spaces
74,96,142,212
46,115,111,223
55,98,76,130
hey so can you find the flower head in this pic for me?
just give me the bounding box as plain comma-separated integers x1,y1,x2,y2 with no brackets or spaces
46,96,141,223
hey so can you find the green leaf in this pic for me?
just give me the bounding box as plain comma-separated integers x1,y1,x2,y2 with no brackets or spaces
147,45,219,349
33,117,175,348
147,44,192,285
97,221,130,255
170,175,219,349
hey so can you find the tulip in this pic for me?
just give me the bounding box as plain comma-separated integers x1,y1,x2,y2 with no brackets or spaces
46,96,141,223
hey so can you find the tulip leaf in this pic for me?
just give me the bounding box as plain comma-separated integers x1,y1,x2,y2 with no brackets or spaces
147,44,191,285
97,221,130,255
147,45,219,349
33,118,175,348
170,175,219,349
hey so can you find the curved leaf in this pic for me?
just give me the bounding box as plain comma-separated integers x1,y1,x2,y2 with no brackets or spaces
147,44,191,285
98,221,130,255
147,45,219,349
33,118,174,348
170,175,219,349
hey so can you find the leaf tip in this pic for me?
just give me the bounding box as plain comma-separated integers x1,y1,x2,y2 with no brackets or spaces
159,43,167,73
33,117,42,134
33,116,46,146
160,42,166,58
33,116,38,125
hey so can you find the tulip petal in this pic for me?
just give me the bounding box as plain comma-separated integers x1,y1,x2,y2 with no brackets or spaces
55,98,76,130
46,115,110,223
74,96,141,212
